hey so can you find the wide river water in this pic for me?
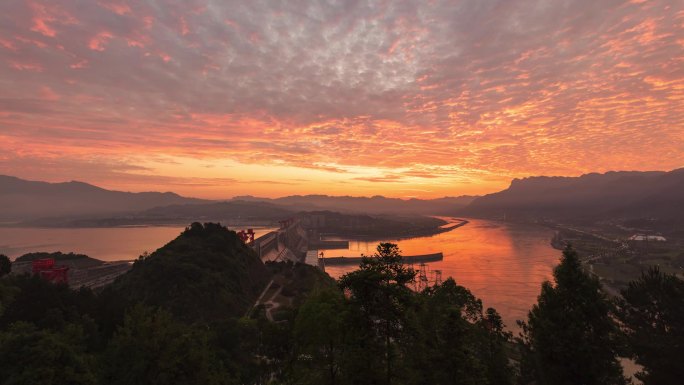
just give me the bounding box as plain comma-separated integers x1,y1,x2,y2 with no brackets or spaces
0,226,275,262
323,218,559,329
0,219,559,329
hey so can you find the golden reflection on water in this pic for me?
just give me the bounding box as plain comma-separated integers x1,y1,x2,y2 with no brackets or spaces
323,218,559,329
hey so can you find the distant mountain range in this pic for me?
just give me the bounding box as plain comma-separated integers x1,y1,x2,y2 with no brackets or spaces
3,169,683,227
460,168,684,225
231,194,477,215
0,175,475,225
0,175,209,222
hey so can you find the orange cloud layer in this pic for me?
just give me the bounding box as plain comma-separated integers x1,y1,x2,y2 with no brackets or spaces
0,0,682,198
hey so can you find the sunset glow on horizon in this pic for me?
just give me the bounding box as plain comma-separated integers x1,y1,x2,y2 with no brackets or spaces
1,0,683,199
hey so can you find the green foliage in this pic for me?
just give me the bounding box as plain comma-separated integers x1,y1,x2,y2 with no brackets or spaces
293,288,349,385
211,317,261,383
0,275,98,338
331,244,514,385
481,308,514,385
111,222,271,322
0,254,10,276
0,322,97,385
0,277,19,317
618,267,684,385
340,243,416,385
519,246,626,385
400,278,486,385
101,305,228,385
265,260,337,307
339,244,416,328
400,279,514,385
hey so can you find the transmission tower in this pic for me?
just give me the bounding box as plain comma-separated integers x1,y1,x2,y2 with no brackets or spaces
433,269,442,285
417,262,429,291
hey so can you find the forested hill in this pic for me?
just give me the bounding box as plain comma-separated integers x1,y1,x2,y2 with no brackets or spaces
109,222,270,321
460,168,684,223
0,175,209,221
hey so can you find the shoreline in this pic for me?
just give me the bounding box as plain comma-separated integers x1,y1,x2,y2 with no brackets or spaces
545,224,626,298
327,218,469,242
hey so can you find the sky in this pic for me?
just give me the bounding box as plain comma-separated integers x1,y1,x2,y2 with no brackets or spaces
1,0,683,199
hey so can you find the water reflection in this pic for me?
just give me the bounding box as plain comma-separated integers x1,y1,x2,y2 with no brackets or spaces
0,226,276,262
323,218,559,329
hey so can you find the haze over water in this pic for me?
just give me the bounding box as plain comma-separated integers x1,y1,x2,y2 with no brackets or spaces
323,218,558,329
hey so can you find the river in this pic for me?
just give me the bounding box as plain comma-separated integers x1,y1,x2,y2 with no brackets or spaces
322,218,559,329
1,219,559,328
0,226,276,262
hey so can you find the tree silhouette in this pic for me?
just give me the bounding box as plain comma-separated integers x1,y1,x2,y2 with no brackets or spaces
339,243,416,385
294,288,348,385
0,254,10,277
618,267,684,385
519,246,626,385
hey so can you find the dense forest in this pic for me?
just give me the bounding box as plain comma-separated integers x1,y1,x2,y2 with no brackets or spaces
0,224,682,384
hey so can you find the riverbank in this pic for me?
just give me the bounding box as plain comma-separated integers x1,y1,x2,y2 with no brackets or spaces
327,218,469,241
545,221,684,296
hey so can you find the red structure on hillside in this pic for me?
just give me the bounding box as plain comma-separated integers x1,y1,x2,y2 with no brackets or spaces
32,258,69,284
237,229,255,244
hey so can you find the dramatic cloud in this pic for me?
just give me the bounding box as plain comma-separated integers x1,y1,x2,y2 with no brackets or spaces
1,0,682,198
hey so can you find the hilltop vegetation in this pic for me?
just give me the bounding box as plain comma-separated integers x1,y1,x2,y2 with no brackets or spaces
109,222,271,322
15,252,103,268
12,252,104,275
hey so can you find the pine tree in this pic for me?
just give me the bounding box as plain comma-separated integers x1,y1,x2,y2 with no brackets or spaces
519,246,626,385
293,288,349,385
618,267,684,385
339,243,416,385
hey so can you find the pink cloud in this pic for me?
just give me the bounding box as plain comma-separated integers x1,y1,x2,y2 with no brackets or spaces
0,38,17,51
70,60,89,69
88,31,113,51
0,0,682,197
99,1,132,16
39,86,60,100
10,61,43,72
27,2,77,38
29,2,56,37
